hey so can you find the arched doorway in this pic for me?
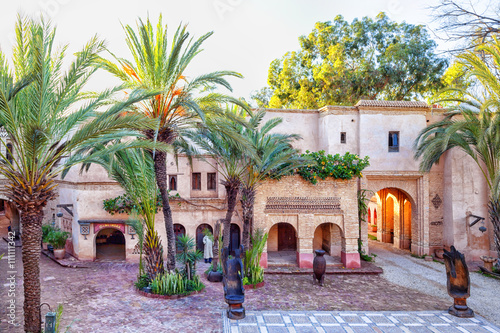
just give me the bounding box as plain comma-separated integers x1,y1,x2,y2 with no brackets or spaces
196,223,213,252
268,222,297,251
229,223,240,255
313,223,343,257
369,188,412,250
174,224,186,251
96,228,125,260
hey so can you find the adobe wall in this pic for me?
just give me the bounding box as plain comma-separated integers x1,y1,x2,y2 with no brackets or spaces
254,175,360,268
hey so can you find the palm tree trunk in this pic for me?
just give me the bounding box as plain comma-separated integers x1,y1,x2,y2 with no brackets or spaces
153,150,176,272
488,198,500,267
223,179,239,249
241,186,255,251
21,209,44,333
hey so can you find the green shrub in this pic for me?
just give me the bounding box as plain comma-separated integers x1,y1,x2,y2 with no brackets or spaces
42,224,57,243
135,274,150,290
244,229,268,285
204,262,222,275
150,273,204,296
46,230,70,249
368,234,377,241
296,150,369,184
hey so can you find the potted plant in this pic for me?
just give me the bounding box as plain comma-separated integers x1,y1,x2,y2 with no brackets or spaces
41,224,54,250
371,225,377,232
47,229,70,259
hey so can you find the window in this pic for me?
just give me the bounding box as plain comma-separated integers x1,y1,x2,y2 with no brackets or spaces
207,173,217,191
6,143,13,164
388,131,399,152
169,175,177,191
340,132,346,144
192,173,201,190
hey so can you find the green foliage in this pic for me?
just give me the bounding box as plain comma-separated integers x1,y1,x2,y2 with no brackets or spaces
368,234,377,241
42,224,57,243
254,12,447,108
244,229,268,285
103,192,172,215
296,151,369,184
46,230,70,250
358,240,377,262
204,262,223,275
135,274,151,290
357,189,373,224
150,272,204,296
176,234,203,280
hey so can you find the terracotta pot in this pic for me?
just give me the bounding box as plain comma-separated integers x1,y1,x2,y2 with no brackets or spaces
480,256,498,271
53,249,65,260
313,249,326,286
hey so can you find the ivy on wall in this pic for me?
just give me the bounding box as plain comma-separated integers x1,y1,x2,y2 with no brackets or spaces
296,150,369,184
103,192,179,215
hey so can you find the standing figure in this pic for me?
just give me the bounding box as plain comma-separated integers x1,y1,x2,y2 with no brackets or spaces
443,246,474,318
203,233,213,263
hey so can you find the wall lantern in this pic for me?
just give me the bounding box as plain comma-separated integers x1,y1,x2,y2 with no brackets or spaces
56,212,63,218
468,213,486,233
79,222,90,240
128,225,136,239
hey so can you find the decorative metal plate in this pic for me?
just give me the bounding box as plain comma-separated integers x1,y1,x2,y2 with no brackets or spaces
432,194,442,209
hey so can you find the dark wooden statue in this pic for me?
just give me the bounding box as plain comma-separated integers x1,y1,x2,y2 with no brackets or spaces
221,245,245,320
443,246,474,318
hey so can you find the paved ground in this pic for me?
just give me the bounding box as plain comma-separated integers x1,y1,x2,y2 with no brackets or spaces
226,311,500,333
369,241,500,327
1,236,498,332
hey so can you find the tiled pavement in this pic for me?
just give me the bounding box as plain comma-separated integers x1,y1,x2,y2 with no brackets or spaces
224,311,500,333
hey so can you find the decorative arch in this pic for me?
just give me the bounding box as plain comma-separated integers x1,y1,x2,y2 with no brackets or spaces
93,227,126,260
268,222,297,252
313,222,344,256
196,223,213,252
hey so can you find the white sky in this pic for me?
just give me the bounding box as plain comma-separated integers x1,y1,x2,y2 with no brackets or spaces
1,0,446,104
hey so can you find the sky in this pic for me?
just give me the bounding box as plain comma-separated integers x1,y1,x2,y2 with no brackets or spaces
0,0,446,104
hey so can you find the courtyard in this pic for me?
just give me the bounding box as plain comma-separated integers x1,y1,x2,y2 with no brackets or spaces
1,236,499,332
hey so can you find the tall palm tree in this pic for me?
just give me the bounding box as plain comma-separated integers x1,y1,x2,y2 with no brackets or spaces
96,15,246,270
86,147,165,281
414,36,500,263
240,110,305,249
0,17,157,332
186,107,254,249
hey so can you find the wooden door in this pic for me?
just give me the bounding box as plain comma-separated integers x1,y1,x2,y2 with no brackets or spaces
278,223,296,251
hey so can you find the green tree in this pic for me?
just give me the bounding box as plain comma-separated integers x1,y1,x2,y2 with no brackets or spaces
96,15,245,271
239,110,305,249
414,36,500,265
186,107,253,249
87,148,165,280
253,13,448,108
0,17,155,332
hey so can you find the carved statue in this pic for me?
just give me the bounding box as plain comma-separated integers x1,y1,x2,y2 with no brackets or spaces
443,246,474,317
221,245,245,320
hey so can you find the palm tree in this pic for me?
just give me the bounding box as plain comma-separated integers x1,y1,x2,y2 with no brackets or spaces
86,147,165,281
186,107,254,249
414,36,500,263
0,17,157,332
96,15,246,271
239,110,305,249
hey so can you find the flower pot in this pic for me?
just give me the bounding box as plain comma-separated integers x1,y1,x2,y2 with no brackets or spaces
53,249,65,260
313,249,326,286
480,256,498,271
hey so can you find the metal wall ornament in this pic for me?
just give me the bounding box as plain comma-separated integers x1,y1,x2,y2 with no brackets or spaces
79,223,90,240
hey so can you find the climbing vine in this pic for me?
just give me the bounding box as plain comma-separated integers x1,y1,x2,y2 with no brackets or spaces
103,192,179,215
296,150,369,184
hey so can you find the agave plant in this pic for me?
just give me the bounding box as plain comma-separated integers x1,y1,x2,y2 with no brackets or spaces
0,17,157,332
176,234,203,280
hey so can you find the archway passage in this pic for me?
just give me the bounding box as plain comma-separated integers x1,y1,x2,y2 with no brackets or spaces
313,223,343,257
267,223,297,266
96,228,125,260
369,188,412,250
174,224,186,252
229,223,240,256
196,223,213,252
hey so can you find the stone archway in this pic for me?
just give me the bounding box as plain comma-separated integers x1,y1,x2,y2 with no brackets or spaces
229,223,241,255
95,228,125,260
363,173,426,256
268,222,297,252
313,223,343,257
174,224,186,252
370,188,413,251
196,223,213,252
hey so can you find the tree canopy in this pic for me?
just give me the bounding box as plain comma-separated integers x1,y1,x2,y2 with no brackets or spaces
253,13,448,108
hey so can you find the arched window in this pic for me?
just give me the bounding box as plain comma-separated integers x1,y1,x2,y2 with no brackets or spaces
6,143,13,164
169,175,177,191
